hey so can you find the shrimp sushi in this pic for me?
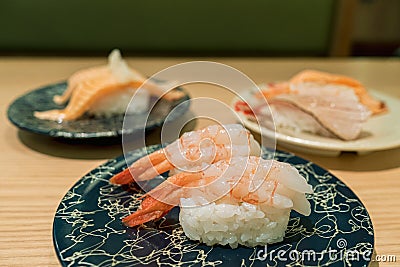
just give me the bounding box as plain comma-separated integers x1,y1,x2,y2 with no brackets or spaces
110,124,312,248
34,49,183,122
118,156,313,248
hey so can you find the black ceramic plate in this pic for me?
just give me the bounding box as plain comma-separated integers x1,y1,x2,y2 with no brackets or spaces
7,82,190,139
53,146,374,267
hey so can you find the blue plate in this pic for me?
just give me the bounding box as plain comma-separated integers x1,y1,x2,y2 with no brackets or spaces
7,82,190,140
53,146,374,266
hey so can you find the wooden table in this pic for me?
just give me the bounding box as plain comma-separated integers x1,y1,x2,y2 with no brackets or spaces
0,57,399,266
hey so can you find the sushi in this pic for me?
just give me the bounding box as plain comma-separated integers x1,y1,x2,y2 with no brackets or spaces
235,70,386,140
289,70,386,115
119,156,313,248
34,49,183,122
257,70,386,115
110,124,313,248
258,94,371,140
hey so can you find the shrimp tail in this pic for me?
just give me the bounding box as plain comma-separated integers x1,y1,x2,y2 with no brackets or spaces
144,172,202,200
110,149,168,185
122,172,204,227
122,196,174,227
110,168,135,184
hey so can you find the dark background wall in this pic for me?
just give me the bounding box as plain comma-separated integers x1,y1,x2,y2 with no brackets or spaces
0,0,398,57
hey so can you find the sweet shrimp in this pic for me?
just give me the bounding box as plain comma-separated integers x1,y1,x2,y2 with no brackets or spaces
110,124,261,184
122,156,313,227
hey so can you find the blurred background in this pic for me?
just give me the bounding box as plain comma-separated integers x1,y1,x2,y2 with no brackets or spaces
0,0,399,57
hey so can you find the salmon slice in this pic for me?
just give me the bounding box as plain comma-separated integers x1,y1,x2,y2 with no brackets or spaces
289,70,387,115
35,68,144,121
256,82,290,100
290,70,363,88
53,66,110,105
35,50,183,121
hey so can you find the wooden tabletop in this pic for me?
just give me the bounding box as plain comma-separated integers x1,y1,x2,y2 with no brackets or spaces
0,57,399,266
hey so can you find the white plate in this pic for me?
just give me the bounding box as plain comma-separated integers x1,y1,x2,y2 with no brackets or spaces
233,90,400,156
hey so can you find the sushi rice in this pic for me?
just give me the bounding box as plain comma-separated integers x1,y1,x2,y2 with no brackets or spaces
87,87,150,117
180,197,290,249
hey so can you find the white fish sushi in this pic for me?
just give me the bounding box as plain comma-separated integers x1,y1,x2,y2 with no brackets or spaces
257,94,371,140
236,70,385,140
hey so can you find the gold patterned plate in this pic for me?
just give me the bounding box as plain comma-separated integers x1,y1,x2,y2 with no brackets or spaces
53,145,374,266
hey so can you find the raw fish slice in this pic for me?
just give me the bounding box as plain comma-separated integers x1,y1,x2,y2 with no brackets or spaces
289,70,387,115
53,66,109,105
256,100,335,138
290,69,364,88
256,82,290,100
272,94,371,140
34,71,144,121
256,70,386,115
53,49,145,105
35,50,182,121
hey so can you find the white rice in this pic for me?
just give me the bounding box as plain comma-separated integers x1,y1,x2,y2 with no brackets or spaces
179,197,290,249
87,88,150,117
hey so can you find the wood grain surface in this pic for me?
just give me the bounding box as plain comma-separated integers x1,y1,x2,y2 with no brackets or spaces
0,57,399,266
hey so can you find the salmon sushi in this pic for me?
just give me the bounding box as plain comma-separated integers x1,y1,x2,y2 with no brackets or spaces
34,50,183,122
